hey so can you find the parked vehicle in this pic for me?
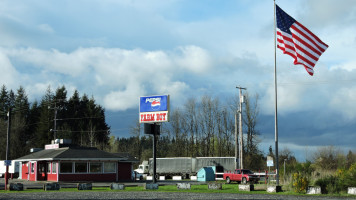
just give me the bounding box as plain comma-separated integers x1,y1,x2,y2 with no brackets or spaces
223,169,260,184
134,160,148,174
135,157,235,178
131,171,143,181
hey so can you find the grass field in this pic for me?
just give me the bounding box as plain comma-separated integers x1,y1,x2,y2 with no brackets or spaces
0,184,280,194
0,183,354,198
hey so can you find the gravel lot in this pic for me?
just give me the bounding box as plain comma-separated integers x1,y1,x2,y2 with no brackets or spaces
0,191,355,200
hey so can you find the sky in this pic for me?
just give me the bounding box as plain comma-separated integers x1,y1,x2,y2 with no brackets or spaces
1,0,356,161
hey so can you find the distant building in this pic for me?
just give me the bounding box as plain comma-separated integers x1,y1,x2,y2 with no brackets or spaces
15,139,139,182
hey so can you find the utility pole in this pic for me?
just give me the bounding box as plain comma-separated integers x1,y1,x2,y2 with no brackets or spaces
49,102,59,140
236,86,246,169
234,112,238,169
54,103,57,140
5,108,12,190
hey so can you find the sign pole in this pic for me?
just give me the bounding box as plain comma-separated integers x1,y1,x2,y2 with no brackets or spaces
153,124,157,183
140,95,169,185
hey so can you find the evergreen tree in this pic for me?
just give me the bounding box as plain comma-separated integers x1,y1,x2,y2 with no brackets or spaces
11,86,30,158
53,86,69,139
0,85,9,159
34,86,53,148
67,90,81,144
27,100,40,148
0,85,10,120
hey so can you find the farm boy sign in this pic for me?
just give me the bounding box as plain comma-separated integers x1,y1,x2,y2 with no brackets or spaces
139,95,170,123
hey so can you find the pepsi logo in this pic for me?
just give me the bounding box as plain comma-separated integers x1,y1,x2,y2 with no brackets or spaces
145,97,161,110
151,100,160,110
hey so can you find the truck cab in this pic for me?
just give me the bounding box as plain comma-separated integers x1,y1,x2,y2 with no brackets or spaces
134,161,149,174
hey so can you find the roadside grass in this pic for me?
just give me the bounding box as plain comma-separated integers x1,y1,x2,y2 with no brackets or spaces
0,184,354,198
0,184,287,194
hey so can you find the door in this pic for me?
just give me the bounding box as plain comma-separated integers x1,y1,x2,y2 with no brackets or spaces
118,162,132,181
37,162,47,181
234,169,242,181
21,162,29,180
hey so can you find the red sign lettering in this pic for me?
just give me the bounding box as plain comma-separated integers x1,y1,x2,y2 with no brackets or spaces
140,111,169,123
156,113,166,121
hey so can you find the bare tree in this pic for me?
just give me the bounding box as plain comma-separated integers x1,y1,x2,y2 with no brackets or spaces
199,96,220,156
184,98,199,157
130,119,142,160
312,145,343,170
168,109,187,156
243,92,260,155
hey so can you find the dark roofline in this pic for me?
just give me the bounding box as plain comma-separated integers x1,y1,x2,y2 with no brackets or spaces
15,146,128,162
112,152,140,163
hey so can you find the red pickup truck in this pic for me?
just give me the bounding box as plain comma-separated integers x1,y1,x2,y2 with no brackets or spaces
223,169,259,184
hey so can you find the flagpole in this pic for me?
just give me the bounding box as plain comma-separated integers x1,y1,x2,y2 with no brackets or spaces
273,0,280,186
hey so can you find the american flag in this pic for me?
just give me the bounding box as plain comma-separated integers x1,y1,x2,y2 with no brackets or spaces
276,4,328,76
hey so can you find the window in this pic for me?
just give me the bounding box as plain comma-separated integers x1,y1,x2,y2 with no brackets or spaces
75,162,88,173
47,163,51,173
90,162,102,173
31,162,35,173
104,162,116,173
52,163,57,174
60,162,73,173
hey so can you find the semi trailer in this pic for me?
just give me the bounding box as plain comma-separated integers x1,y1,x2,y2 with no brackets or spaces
135,157,235,178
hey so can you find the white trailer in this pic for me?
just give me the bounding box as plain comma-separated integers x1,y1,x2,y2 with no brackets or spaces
135,157,235,179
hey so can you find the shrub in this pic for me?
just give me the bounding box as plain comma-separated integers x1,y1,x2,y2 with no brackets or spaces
315,175,341,194
338,163,356,190
314,163,356,194
292,172,309,193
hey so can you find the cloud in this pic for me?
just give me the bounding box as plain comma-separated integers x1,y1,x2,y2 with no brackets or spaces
302,0,356,28
103,82,144,111
329,86,356,120
0,51,18,88
38,24,54,33
1,45,212,111
173,45,212,73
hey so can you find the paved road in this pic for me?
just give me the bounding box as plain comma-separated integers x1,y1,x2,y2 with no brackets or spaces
0,191,355,200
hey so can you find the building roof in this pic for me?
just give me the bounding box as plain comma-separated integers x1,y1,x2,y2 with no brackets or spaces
112,152,140,163
16,146,127,162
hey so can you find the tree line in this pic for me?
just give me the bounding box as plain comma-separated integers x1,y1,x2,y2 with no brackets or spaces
0,85,110,160
2,84,354,174
110,93,267,170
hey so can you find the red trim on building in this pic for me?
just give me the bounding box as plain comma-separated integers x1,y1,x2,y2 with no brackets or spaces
19,161,133,182
47,162,58,181
28,162,36,181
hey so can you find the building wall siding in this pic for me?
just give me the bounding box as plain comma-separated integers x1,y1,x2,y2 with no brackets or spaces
59,173,116,182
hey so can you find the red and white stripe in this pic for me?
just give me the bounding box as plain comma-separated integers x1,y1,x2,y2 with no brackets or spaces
277,21,328,76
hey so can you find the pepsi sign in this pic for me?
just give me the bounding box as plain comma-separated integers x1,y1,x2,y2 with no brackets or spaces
140,95,169,112
139,95,169,123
